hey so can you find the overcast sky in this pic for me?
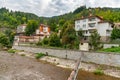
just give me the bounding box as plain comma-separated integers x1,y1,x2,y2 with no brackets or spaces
0,0,120,17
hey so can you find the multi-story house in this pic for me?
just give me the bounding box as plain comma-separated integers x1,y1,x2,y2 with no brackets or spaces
36,24,50,40
75,15,114,51
75,15,114,42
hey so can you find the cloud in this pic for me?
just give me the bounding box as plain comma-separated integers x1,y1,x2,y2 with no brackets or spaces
0,0,120,17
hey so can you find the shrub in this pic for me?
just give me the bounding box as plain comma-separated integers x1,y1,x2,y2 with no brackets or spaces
93,69,104,75
49,33,61,47
36,41,42,46
35,53,46,59
42,37,49,45
0,32,10,47
8,49,17,53
21,54,26,56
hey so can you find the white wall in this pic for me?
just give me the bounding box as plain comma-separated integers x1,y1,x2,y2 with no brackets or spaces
75,17,113,38
79,43,89,51
97,23,112,36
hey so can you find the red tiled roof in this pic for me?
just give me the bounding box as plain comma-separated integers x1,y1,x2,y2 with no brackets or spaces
19,36,34,39
35,34,44,36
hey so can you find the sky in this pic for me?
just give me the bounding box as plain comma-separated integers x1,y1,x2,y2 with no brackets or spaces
0,0,120,17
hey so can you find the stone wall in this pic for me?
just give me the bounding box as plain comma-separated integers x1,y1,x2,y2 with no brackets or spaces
13,46,120,67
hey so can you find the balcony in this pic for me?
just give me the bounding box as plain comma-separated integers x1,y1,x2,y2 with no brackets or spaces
88,21,97,24
88,27,96,30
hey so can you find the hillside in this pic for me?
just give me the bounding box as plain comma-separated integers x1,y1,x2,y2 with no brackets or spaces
0,6,120,31
46,6,120,31
0,7,41,29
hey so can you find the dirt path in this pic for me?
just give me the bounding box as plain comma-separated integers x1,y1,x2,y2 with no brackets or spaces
0,51,71,80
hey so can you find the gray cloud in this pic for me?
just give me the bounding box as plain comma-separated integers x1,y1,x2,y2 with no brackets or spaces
0,0,120,17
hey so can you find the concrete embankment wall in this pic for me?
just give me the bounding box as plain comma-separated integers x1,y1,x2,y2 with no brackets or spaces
13,46,120,67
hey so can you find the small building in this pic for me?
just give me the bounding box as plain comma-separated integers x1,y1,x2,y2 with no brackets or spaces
36,24,51,40
79,42,90,51
16,24,27,35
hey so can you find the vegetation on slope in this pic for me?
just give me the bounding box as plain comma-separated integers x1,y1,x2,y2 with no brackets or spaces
99,47,120,53
0,6,120,49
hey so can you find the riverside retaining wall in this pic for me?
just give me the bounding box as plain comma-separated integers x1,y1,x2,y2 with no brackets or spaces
13,46,120,67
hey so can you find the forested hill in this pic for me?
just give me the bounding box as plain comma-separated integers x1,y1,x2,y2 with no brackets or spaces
0,7,42,29
46,6,120,31
0,6,120,31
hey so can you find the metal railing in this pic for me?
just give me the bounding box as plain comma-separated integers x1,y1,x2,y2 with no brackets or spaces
68,52,84,80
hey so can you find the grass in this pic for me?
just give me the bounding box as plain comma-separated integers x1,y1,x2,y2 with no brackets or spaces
99,47,120,53
93,68,104,75
7,49,17,53
35,53,46,59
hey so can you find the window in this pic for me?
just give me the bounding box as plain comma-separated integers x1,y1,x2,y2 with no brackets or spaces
83,19,86,22
77,25,80,29
83,24,86,28
76,20,80,23
89,18,95,21
86,31,88,34
81,43,83,45
89,23,95,27
43,27,48,32
106,30,111,34
84,37,87,40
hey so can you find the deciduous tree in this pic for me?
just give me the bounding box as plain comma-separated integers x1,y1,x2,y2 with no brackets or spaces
49,33,61,47
89,31,101,50
0,33,9,47
25,20,38,36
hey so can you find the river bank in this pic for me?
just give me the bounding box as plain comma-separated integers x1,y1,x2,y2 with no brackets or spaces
17,51,120,79
0,51,119,80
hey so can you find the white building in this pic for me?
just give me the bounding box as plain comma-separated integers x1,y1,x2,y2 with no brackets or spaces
75,15,114,42
16,24,27,35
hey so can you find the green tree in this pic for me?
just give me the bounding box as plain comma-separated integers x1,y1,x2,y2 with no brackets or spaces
4,29,15,45
60,21,71,38
89,31,101,50
21,17,27,24
77,30,84,41
25,20,38,36
62,25,77,49
0,33,9,47
49,33,61,47
42,36,49,45
111,28,120,40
